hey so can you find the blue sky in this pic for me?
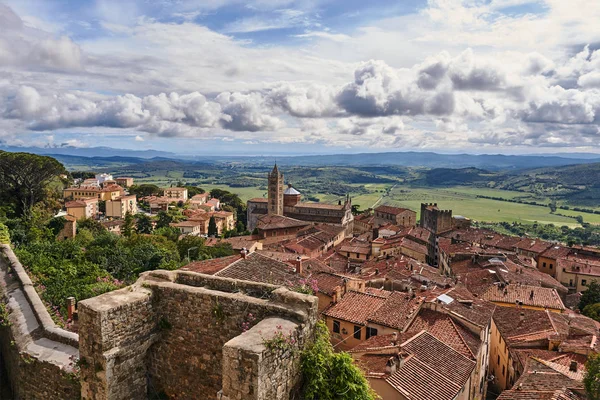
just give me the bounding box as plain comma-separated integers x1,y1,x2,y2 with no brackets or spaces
1,0,600,155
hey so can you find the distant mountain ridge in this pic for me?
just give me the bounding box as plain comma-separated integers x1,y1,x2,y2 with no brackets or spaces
2,145,600,170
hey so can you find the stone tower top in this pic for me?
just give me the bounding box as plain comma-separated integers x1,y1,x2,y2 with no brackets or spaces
268,164,284,215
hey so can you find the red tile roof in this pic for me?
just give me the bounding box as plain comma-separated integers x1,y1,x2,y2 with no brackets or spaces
386,331,476,400
407,309,480,360
368,291,424,331
323,291,387,325
374,205,412,215
482,284,565,310
181,255,242,275
257,214,310,230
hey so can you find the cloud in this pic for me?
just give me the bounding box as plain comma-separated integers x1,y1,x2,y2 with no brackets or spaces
135,135,144,141
0,4,82,71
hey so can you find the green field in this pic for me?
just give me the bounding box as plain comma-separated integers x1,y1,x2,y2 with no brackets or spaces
125,166,600,228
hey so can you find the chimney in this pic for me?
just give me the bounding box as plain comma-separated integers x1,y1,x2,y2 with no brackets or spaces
569,361,578,372
295,256,303,274
332,286,342,303
392,331,398,346
66,296,76,321
398,351,410,369
385,356,399,375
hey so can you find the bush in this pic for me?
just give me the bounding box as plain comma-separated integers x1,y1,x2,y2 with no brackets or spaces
0,223,10,244
301,321,377,400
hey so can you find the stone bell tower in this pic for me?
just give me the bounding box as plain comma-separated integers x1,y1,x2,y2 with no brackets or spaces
268,164,284,215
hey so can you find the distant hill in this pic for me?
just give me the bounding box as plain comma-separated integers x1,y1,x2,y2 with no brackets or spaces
0,145,177,159
203,152,600,170
3,145,600,171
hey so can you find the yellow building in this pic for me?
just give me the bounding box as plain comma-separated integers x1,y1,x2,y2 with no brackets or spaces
64,186,100,200
163,187,188,200
65,197,98,220
115,177,134,187
99,184,124,201
488,307,562,392
106,195,137,219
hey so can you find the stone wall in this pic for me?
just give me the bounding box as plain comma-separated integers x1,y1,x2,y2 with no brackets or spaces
78,270,318,400
0,244,80,400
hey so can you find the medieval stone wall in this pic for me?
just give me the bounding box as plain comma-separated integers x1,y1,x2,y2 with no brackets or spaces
79,270,318,400
0,244,80,400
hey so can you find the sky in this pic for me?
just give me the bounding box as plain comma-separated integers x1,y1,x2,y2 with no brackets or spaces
0,0,599,156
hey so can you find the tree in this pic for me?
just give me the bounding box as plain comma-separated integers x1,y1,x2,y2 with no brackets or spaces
583,303,600,322
185,186,205,198
579,281,600,311
301,321,377,400
208,216,218,237
0,222,10,244
153,226,181,242
585,353,600,400
98,200,106,214
136,213,153,234
122,212,134,237
156,211,174,229
351,205,361,215
0,152,67,217
128,184,162,198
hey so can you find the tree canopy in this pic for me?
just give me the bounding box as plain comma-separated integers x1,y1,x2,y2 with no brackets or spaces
585,353,600,400
0,152,67,217
580,281,600,311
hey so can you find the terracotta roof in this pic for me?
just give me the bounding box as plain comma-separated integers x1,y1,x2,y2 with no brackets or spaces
482,284,565,310
214,252,297,285
498,388,584,400
356,354,394,378
407,309,480,360
171,220,205,227
65,186,100,192
515,238,553,254
323,291,387,325
348,333,406,353
247,198,268,203
492,307,558,344
181,255,243,275
374,205,412,215
540,245,572,260
312,271,352,296
257,214,310,230
505,357,584,394
368,291,424,331
293,202,344,210
386,331,475,400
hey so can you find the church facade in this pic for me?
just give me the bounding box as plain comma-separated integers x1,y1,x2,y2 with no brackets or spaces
247,165,354,237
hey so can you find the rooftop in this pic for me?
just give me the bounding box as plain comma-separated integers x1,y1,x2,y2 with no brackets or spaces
368,291,424,331
481,284,565,310
374,205,412,215
257,214,311,230
323,291,388,326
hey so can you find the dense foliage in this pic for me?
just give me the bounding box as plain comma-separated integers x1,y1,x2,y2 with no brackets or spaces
301,321,377,400
0,152,66,217
580,282,600,311
478,221,600,247
585,353,600,400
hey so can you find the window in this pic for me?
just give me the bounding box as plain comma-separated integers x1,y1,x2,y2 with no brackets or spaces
543,262,546,268
502,366,505,376
549,264,553,270
497,355,500,365
582,279,587,286
354,325,361,340
366,327,378,339
333,320,340,334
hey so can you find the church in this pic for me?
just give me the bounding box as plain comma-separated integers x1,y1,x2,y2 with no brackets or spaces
246,165,354,237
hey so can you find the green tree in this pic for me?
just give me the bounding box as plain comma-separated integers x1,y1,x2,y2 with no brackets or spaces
0,152,67,217
136,213,154,234
585,353,600,400
208,216,218,237
579,281,600,311
156,211,174,229
177,235,205,261
78,218,105,235
154,226,181,242
301,321,376,400
185,186,205,198
128,184,162,198
351,205,361,215
0,222,10,244
98,200,106,214
122,212,134,237
47,217,67,237
583,303,600,322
